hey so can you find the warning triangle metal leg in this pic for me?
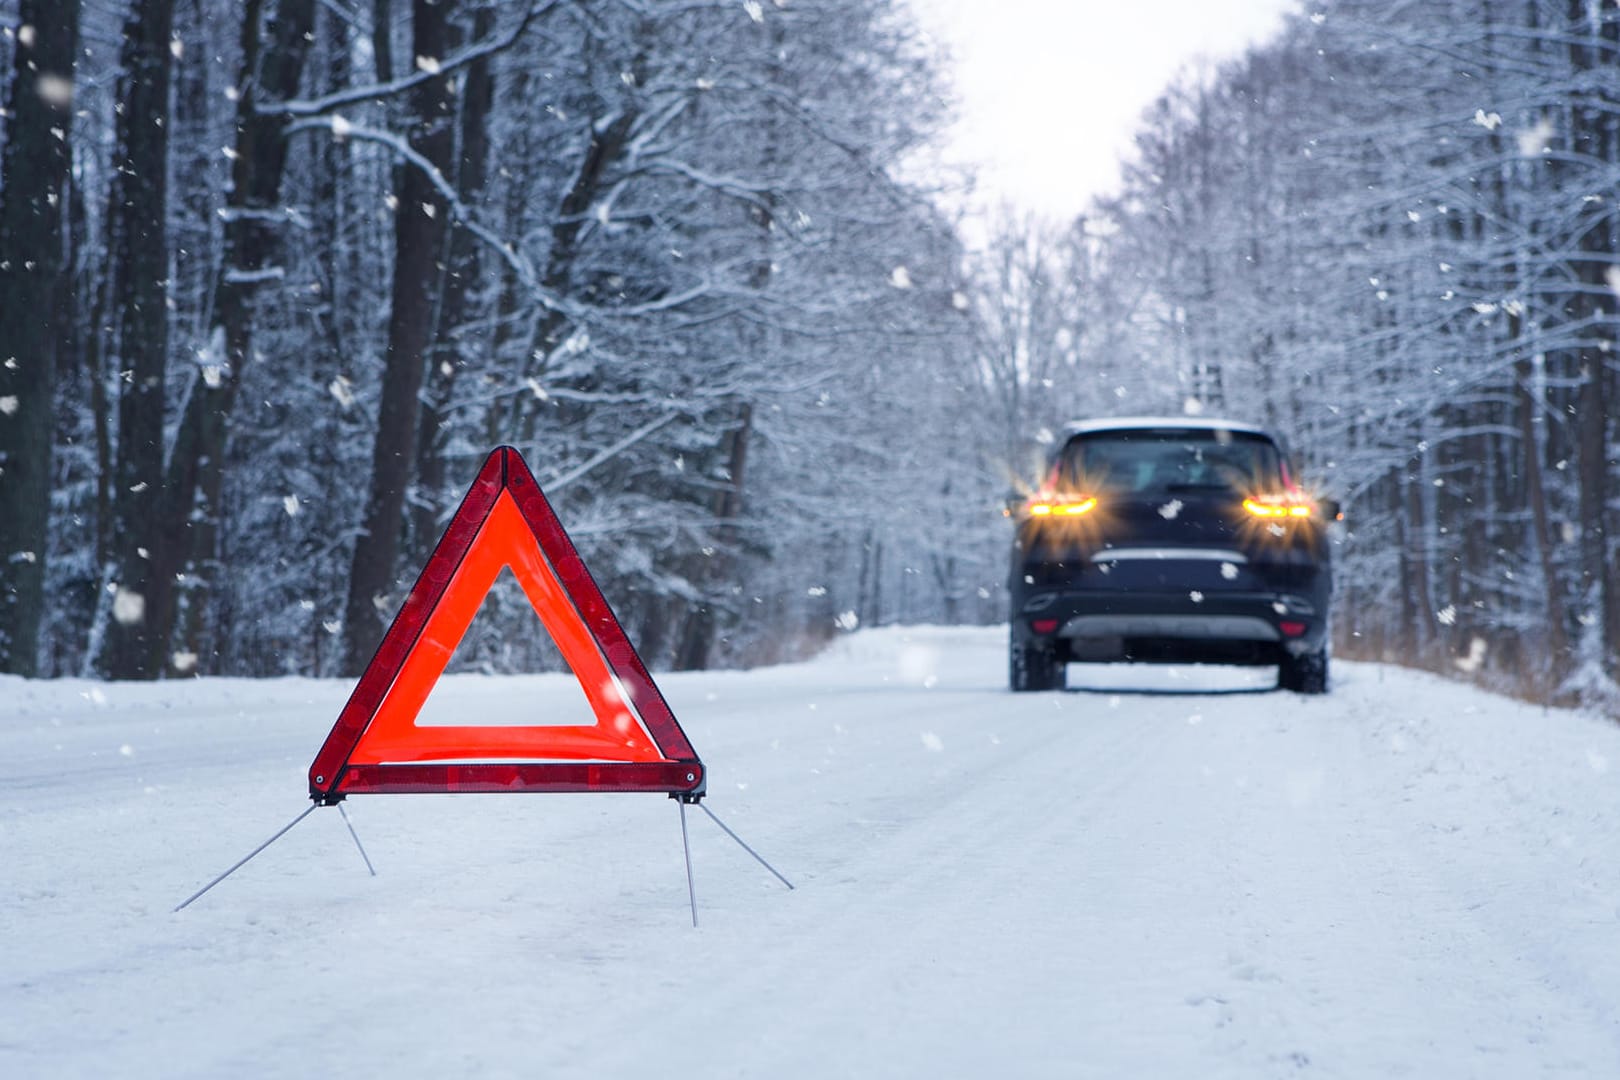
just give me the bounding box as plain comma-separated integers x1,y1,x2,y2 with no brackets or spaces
174,804,319,912
337,802,377,876
679,800,698,927
698,803,795,890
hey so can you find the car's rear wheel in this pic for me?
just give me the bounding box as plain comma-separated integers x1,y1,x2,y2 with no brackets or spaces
1279,647,1329,694
1010,639,1066,692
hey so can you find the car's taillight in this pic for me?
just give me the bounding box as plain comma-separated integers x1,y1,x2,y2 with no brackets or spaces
1243,495,1312,519
1028,496,1097,518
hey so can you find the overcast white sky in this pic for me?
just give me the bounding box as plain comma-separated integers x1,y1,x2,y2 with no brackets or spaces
907,0,1303,224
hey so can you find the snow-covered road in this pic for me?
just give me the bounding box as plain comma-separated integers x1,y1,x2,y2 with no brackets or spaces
5,626,1619,1078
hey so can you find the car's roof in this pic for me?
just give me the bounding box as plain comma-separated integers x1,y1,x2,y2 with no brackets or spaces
1061,416,1275,439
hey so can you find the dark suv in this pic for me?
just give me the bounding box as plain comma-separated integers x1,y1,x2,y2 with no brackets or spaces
1008,418,1336,694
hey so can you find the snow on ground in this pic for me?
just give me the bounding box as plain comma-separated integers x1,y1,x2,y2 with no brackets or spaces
4,626,1620,1078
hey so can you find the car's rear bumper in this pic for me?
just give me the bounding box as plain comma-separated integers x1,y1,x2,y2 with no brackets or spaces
1013,587,1327,663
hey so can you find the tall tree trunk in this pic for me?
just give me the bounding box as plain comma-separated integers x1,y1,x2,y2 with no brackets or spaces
412,2,495,565
372,0,394,83
341,0,459,675
1516,353,1572,679
100,0,177,680
675,404,752,671
0,0,80,674
153,0,317,675
1567,0,1619,673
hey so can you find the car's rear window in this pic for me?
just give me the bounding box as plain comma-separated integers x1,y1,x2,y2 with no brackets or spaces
1054,429,1288,496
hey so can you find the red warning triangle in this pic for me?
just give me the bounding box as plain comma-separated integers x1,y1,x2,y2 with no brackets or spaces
309,447,704,802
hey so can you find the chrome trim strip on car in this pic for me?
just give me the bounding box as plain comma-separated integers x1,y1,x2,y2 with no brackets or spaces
1090,548,1248,563
1060,614,1281,642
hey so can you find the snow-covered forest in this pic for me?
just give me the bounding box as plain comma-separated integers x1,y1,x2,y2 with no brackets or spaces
976,0,1620,706
1,0,1618,706
0,0,1005,680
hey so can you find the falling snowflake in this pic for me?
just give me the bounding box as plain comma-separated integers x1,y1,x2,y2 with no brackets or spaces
35,73,73,108
1221,563,1239,580
920,732,944,753
112,587,146,626
0,396,17,416
1472,109,1502,131
328,375,355,409
834,610,860,632
1516,116,1556,157
283,494,301,517
1436,604,1457,626
1453,636,1486,673
1159,499,1183,520
743,0,765,22
890,265,913,289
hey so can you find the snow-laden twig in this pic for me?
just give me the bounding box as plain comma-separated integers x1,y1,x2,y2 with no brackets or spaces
543,412,681,494
313,0,370,34
287,117,570,317
266,0,556,118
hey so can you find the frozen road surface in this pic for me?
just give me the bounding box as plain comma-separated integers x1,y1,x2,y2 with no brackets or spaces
5,626,1620,1077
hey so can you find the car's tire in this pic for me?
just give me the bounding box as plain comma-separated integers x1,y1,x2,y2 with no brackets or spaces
1010,640,1066,692
1279,647,1329,694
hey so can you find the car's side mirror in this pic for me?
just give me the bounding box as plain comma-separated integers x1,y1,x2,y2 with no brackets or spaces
1319,498,1342,522
1004,492,1025,516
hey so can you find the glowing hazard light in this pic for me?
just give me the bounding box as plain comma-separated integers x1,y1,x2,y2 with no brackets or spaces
308,446,704,802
